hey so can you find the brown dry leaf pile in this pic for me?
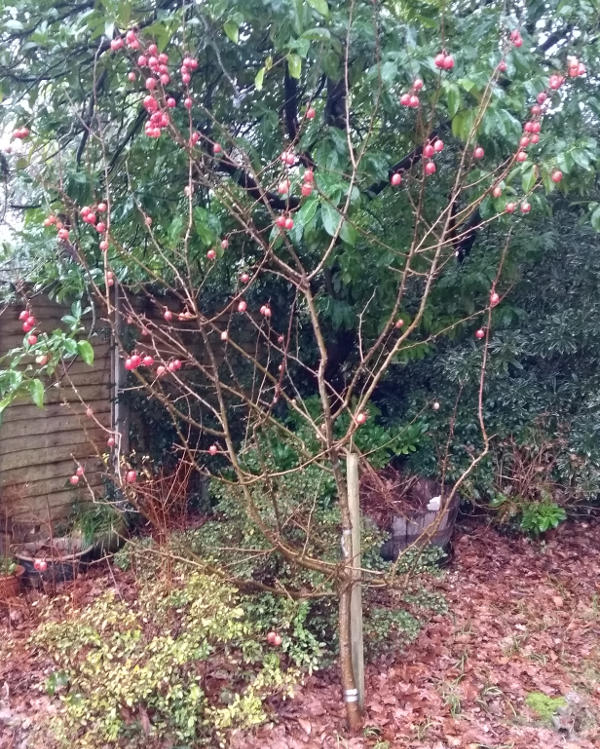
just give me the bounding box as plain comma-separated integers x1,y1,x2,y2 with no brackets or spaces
1,520,600,749
233,519,600,748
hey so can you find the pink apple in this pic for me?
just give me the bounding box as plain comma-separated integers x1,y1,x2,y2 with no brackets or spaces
443,55,454,70
434,52,446,68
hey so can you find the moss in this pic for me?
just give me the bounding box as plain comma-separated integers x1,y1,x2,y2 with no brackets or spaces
525,691,567,722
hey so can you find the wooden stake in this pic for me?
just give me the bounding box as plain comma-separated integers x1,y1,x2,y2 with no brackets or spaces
347,451,364,710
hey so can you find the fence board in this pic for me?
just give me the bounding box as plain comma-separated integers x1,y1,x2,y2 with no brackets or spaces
0,296,114,536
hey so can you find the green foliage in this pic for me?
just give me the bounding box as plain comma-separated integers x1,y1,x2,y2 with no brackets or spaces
0,302,96,418
65,501,127,548
32,571,299,748
390,203,600,518
0,557,17,575
490,490,566,535
526,691,567,723
518,499,567,536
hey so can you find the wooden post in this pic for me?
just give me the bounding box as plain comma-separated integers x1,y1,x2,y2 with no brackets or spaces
347,451,364,710
110,282,128,471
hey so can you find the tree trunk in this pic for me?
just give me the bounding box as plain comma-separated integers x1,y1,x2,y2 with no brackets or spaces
338,577,363,732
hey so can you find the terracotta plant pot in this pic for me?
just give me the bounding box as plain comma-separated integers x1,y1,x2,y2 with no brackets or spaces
0,565,25,600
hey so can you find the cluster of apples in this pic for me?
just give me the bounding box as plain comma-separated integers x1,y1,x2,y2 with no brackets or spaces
474,291,502,340
399,77,424,109
69,465,85,486
491,52,585,216
301,167,314,197
18,308,38,346
277,168,314,200
276,214,295,231
19,310,47,357
41,213,71,242
421,137,445,177
112,29,199,138
12,127,30,140
509,29,523,48
80,202,111,250
124,352,155,370
156,358,182,376
434,51,455,70
567,55,586,78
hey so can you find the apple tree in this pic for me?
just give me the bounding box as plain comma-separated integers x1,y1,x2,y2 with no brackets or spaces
1,0,599,732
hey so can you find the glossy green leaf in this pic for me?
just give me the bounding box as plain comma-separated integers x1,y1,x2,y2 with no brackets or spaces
29,378,44,409
77,340,94,366
223,20,239,44
320,202,341,237
254,67,265,91
340,220,357,246
287,53,302,79
308,0,329,17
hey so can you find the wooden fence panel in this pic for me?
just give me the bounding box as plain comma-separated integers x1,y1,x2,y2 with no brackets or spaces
0,296,114,538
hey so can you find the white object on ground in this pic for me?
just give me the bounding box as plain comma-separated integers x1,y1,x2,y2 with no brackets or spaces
426,495,441,512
